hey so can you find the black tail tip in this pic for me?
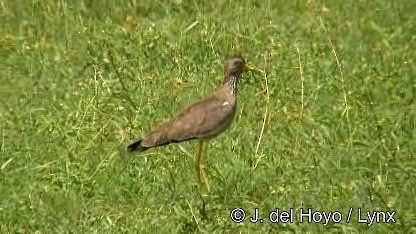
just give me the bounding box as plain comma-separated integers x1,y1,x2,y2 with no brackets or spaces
126,139,148,152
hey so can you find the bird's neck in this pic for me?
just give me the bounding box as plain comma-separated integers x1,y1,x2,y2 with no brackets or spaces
223,75,238,95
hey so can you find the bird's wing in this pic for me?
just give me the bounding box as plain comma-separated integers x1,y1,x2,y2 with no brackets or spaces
167,94,236,140
140,94,235,148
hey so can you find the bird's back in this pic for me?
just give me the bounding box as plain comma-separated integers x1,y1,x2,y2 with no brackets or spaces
139,88,236,148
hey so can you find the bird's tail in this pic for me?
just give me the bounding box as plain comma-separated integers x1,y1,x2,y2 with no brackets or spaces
126,139,149,152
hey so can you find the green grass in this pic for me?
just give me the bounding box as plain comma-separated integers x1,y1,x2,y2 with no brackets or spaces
1,0,415,232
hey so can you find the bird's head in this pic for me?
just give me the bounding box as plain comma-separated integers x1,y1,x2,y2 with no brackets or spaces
223,56,253,78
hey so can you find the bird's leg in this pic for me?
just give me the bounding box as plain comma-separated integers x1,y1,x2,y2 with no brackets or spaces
201,140,210,191
195,140,203,184
195,140,210,191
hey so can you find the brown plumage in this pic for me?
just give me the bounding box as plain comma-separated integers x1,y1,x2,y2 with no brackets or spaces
127,56,251,152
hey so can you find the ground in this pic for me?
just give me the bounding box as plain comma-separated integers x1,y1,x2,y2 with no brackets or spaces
1,0,415,232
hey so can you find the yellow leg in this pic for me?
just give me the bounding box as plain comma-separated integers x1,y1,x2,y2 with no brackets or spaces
195,140,203,184
195,140,210,191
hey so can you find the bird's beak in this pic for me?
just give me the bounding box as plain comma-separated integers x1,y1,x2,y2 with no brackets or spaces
243,64,255,72
243,64,264,74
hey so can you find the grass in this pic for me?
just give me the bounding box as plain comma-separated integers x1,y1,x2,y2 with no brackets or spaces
1,0,415,232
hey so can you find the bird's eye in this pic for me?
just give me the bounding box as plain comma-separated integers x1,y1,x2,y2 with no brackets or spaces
235,61,243,67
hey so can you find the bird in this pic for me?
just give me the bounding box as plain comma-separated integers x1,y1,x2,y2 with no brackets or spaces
127,56,253,190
